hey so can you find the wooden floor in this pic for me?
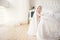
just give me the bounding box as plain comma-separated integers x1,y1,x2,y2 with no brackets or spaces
0,24,37,40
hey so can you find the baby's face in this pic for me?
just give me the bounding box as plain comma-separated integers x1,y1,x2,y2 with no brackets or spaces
36,6,42,14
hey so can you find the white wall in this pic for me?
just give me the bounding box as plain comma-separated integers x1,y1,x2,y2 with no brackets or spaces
0,0,30,25
30,0,37,8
